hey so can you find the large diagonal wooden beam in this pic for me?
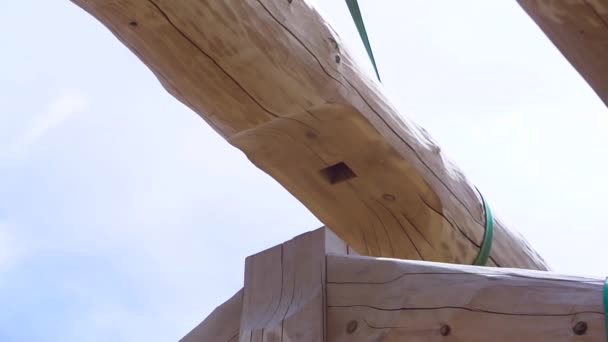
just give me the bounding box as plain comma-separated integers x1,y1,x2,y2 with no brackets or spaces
70,0,547,269
518,0,608,107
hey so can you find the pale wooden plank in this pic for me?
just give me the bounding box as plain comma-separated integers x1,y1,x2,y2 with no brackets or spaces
326,255,605,341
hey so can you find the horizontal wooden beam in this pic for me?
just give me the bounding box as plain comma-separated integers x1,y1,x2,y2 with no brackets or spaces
518,0,608,107
327,255,605,341
69,0,547,269
185,228,605,341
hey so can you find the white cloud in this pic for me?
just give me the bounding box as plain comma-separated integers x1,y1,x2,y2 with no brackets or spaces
7,93,87,158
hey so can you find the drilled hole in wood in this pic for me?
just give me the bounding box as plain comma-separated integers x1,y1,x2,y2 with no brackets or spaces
573,321,587,335
129,20,138,27
440,324,451,336
320,162,356,184
346,320,358,334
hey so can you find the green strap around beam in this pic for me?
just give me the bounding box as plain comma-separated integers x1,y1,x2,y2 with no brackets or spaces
473,189,494,266
344,0,381,81
604,277,608,340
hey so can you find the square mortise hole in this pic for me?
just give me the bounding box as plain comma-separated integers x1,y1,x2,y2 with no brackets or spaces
319,162,356,184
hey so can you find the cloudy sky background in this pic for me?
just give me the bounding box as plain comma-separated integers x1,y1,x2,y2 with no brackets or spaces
1,1,607,341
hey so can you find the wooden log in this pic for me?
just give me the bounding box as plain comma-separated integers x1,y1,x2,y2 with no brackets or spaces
69,0,548,269
327,255,606,341
180,289,243,342
518,0,608,107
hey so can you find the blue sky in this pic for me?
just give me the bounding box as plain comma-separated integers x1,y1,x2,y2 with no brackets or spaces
1,1,607,341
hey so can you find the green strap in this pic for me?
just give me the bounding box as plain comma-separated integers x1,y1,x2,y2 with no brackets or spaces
345,0,381,81
604,277,608,340
473,189,494,266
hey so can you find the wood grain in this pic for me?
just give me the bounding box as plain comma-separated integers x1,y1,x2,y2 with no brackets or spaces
69,0,548,269
239,227,350,342
184,229,604,341
327,255,606,341
518,0,608,107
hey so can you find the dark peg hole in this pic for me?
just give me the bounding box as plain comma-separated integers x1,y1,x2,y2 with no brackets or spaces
346,320,358,334
335,55,341,63
573,321,587,335
287,0,293,3
129,21,138,27
440,324,451,336
319,162,356,185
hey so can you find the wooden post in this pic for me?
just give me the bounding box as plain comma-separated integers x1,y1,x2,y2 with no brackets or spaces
68,0,548,269
183,228,605,341
240,227,352,341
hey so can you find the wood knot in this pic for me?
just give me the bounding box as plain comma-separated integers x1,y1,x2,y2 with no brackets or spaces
440,324,451,336
382,194,395,202
129,20,138,27
305,130,318,139
346,320,358,334
573,321,587,335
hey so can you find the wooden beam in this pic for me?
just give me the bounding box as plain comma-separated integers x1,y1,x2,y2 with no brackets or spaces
518,0,608,107
180,289,243,342
239,227,351,341
69,0,548,269
327,255,606,341
187,228,605,341
182,227,355,341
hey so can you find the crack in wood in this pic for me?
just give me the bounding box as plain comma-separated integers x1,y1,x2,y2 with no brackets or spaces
328,304,604,317
151,0,492,265
256,0,485,231
360,199,397,257
399,211,432,247
255,0,347,88
147,0,281,119
327,270,604,286
375,200,423,259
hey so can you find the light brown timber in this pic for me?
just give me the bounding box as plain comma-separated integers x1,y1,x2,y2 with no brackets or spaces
518,0,608,107
239,227,350,342
327,254,606,341
69,0,548,269
184,228,605,341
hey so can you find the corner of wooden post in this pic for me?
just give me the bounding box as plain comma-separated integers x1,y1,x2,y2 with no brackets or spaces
239,227,350,342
